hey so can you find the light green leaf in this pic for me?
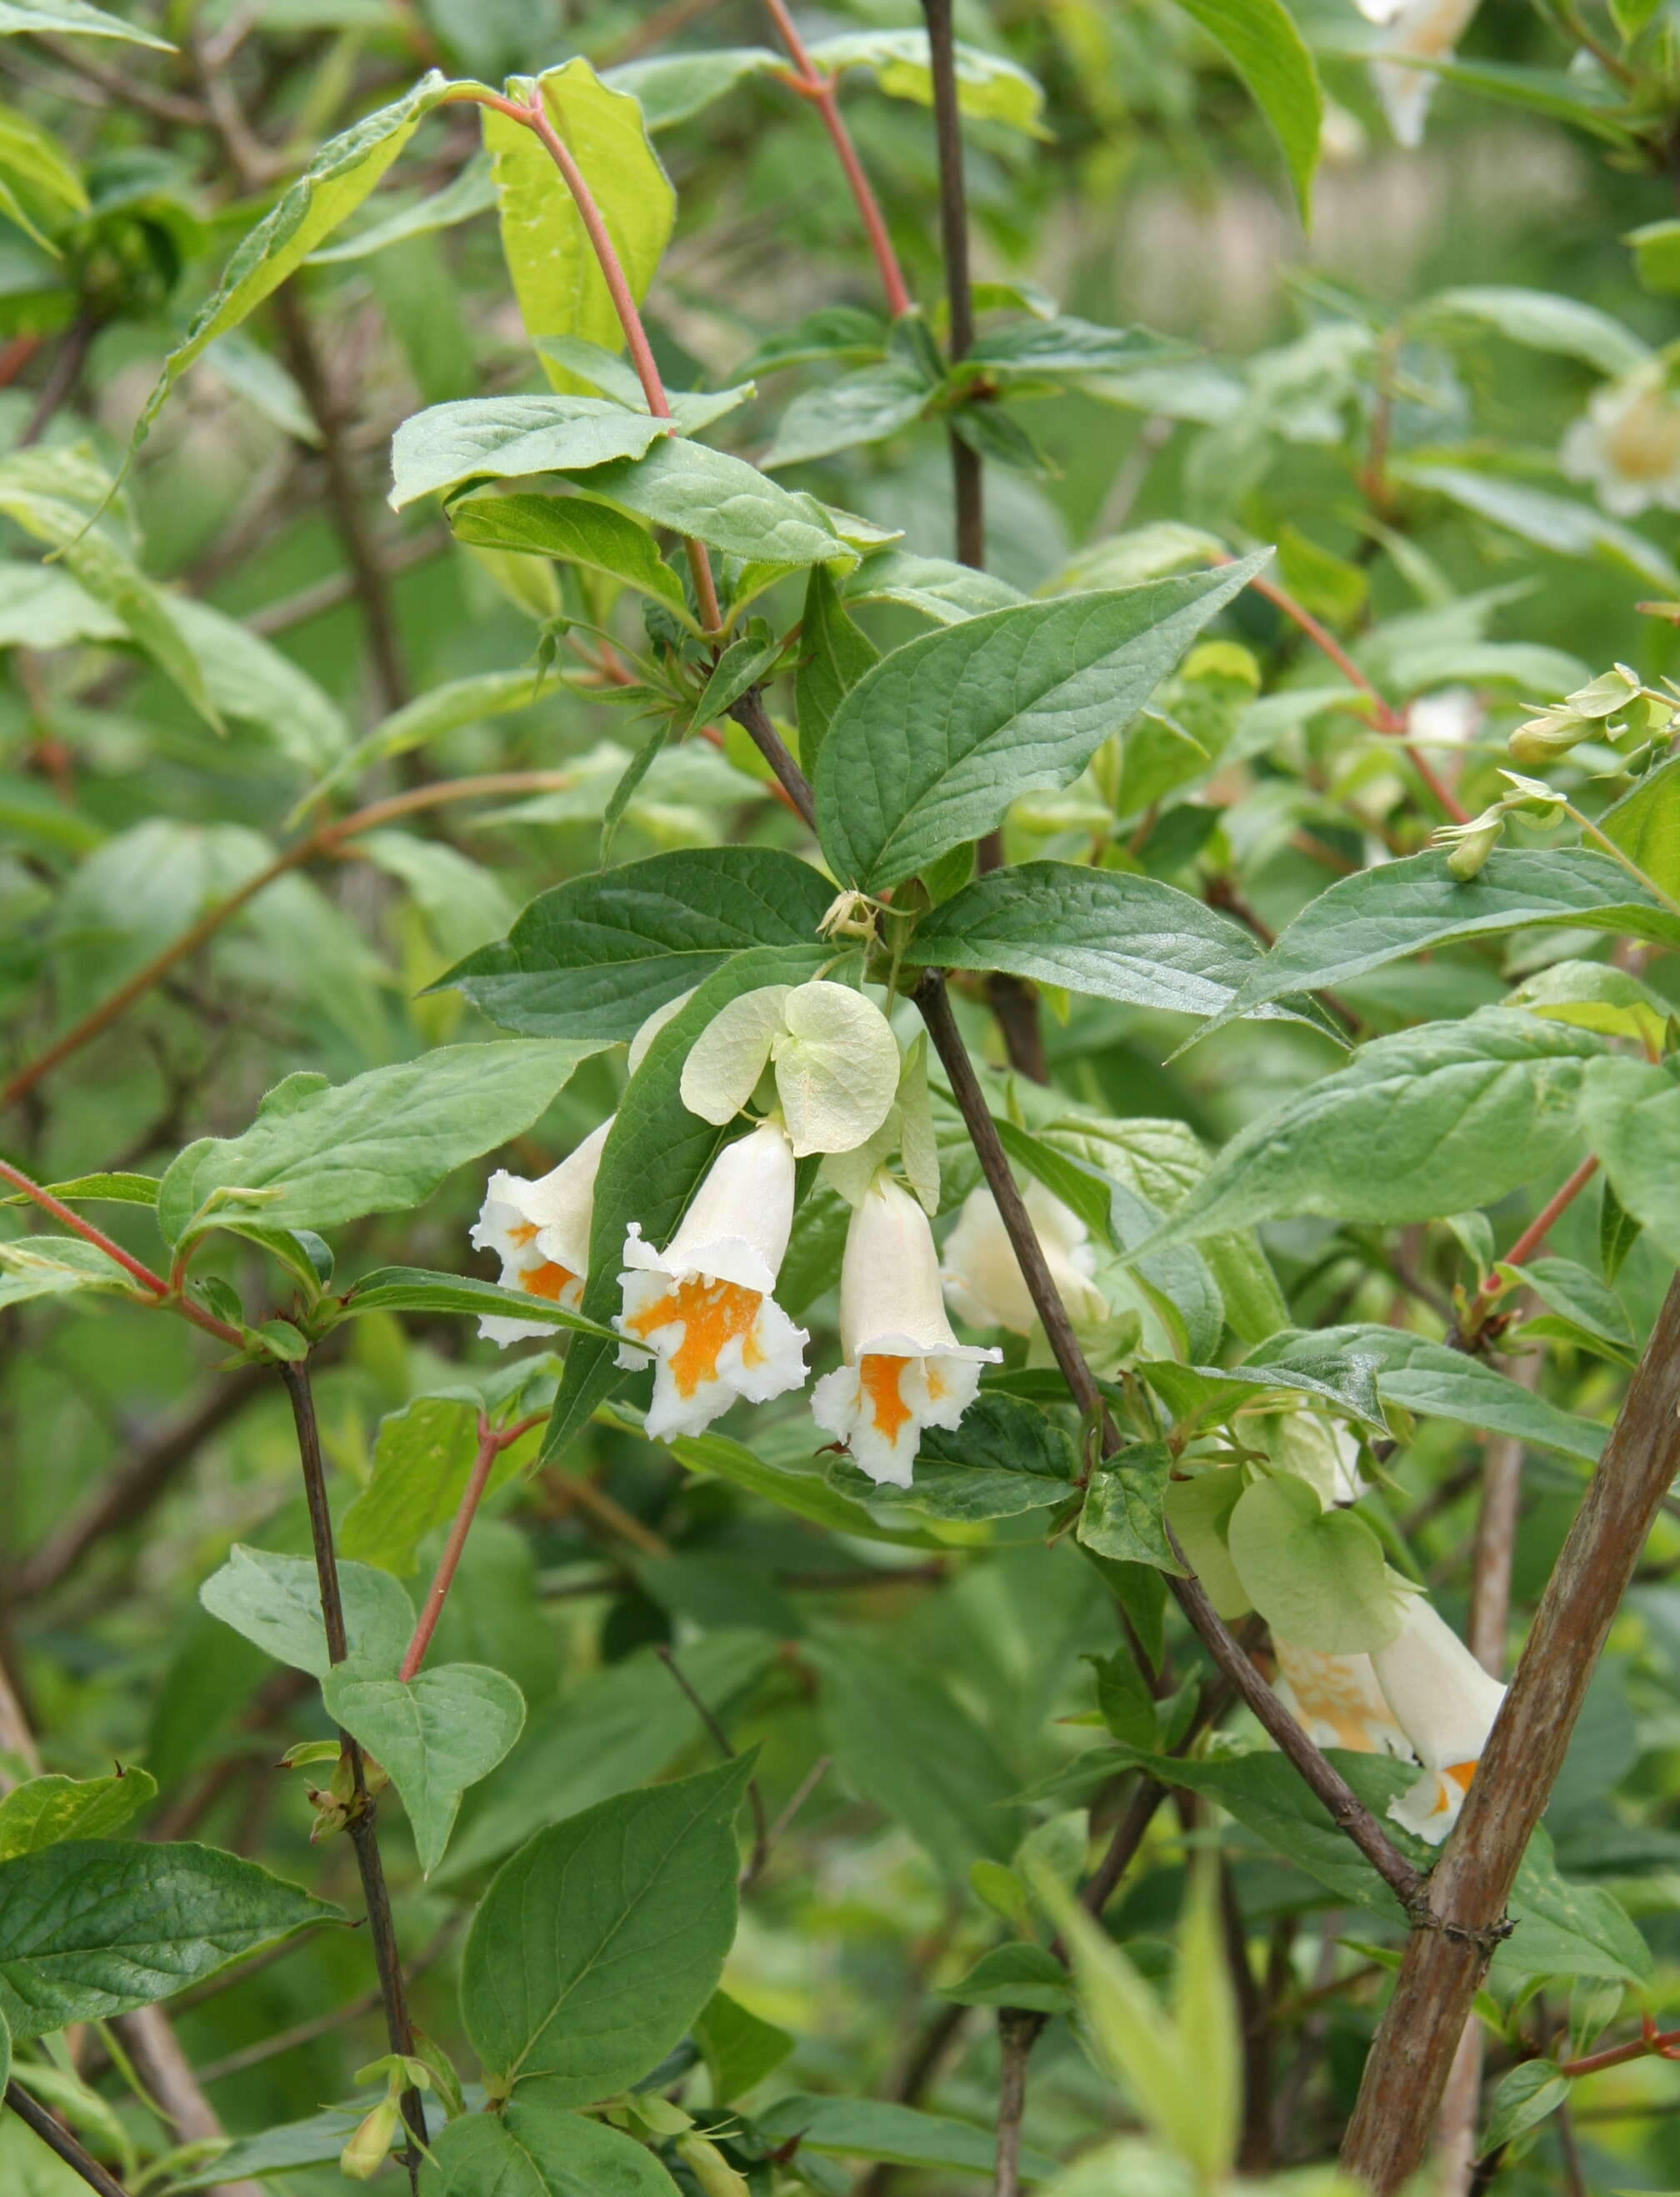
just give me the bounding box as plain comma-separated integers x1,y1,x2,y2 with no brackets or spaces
485,59,671,392
1167,0,1322,217
1412,285,1651,376
1405,463,1680,591
440,847,833,1040
796,563,878,770
1578,1056,1680,1265
390,394,672,507
298,667,555,815
308,149,496,263
158,1039,608,1244
447,488,691,623
908,859,1335,1031
198,1546,415,1679
0,1841,338,2039
460,1758,749,2092
605,47,782,130
339,1399,498,1576
1162,1470,1249,1618
762,360,931,468
1482,2063,1569,2154
1142,1013,1599,1242
126,71,452,467
816,554,1269,889
679,982,788,1122
202,331,321,444
0,0,172,43
1627,217,1680,295
323,1662,525,1877
963,317,1189,381
1598,754,1680,903
0,1769,157,1859
1304,1325,1608,1459
842,549,1024,625
806,29,1047,135
693,1989,795,2102
1505,1255,1633,1359
1505,958,1672,1055
168,597,348,773
774,981,901,1157
557,439,854,568
1225,1474,1400,1653
1212,848,1680,1025
423,2086,682,2195
0,1233,133,1309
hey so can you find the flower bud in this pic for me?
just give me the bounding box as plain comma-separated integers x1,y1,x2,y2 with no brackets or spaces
675,2135,751,2197
1432,808,1504,881
339,2094,400,2182
1507,707,1589,767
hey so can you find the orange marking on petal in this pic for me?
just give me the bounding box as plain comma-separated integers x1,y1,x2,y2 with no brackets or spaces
925,1365,948,1403
508,1221,540,1248
1443,1759,1478,1794
519,1260,575,1303
627,1275,764,1399
860,1354,914,1446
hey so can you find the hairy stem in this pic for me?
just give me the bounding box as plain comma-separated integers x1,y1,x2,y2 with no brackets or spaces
1341,1273,1680,2191
279,1362,425,2193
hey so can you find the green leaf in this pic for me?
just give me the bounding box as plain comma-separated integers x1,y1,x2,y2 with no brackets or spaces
198,1545,414,1679
1504,1256,1633,1361
308,149,497,263
437,1631,776,1884
423,2085,682,2194
125,71,452,468
157,1039,609,1244
1225,1474,1399,1653
1306,1325,1607,1460
962,317,1189,381
1078,1440,1183,1572
796,563,878,771
908,860,1335,1031
1142,1334,1388,1439
443,848,833,1040
0,1233,134,1309
1505,958,1672,1056
1578,1056,1680,1266
843,549,1024,625
806,30,1047,135
1412,285,1651,377
447,490,691,623
1404,464,1680,592
341,1397,509,1575
298,667,556,815
939,1943,1072,2014
485,59,672,393
0,0,172,43
605,47,782,130
460,1757,749,2093
814,554,1269,890
827,1393,1077,1519
1498,1819,1652,1984
756,2094,1058,2179
1162,1470,1249,1618
1211,849,1680,1027
1598,754,1680,903
553,440,855,569
1166,0,1322,218
662,1420,939,1547
1626,217,1680,295
323,1662,525,1877
1142,1013,1600,1242
337,1266,620,1344
0,1769,157,1859
808,1632,1022,1878
1085,1649,1159,1750
693,1989,794,2102
763,360,931,468
0,1841,338,2039
391,394,672,508
168,597,348,774
1482,2063,1569,2154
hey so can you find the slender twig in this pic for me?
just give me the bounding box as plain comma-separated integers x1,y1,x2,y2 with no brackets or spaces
401,1414,518,1681
921,0,981,570
992,2010,1035,2197
279,1363,424,2194
2,773,574,1112
761,0,911,316
247,531,447,637
1560,2014,1680,2077
764,1753,831,1854
1341,1274,1680,2192
18,314,96,448
655,1643,772,1881
5,2082,131,2197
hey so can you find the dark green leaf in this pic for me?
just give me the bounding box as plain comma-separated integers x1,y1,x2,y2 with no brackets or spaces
423,2086,682,2194
827,1394,1076,1520
1078,1440,1183,1573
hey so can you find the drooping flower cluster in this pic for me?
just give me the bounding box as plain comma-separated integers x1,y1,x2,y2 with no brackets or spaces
468,980,1122,1489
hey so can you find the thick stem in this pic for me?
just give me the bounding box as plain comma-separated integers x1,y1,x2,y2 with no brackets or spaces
760,0,912,316
991,2009,1035,2197
399,1416,502,1682
6,2082,132,2197
1341,1274,1680,2192
278,1363,425,2194
728,688,818,829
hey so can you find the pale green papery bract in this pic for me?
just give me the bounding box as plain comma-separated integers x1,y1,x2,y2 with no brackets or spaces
678,980,902,1158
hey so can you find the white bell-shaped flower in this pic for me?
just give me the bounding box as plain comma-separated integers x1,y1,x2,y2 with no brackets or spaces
1561,366,1680,519
940,1179,1108,1337
1354,0,1480,146
1370,1590,1507,1845
616,1119,809,1439
1274,1638,1411,1759
812,1174,1001,1489
471,1118,611,1346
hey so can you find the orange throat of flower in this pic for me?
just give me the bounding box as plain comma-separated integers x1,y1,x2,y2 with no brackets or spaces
627,1274,766,1398
518,1259,576,1304
1432,1760,1479,1814
859,1354,916,1447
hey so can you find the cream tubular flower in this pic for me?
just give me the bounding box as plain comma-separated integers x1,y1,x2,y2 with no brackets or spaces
1354,0,1480,147
940,1180,1108,1336
1274,1639,1411,1757
470,1118,611,1346
616,1119,808,1439
1562,367,1680,518
1370,1590,1506,1844
812,1174,1001,1488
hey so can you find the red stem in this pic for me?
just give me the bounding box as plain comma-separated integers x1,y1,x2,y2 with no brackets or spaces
0,1156,244,1347
1248,570,1470,824
398,1411,546,1681
1561,2019,1680,2079
762,0,912,317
